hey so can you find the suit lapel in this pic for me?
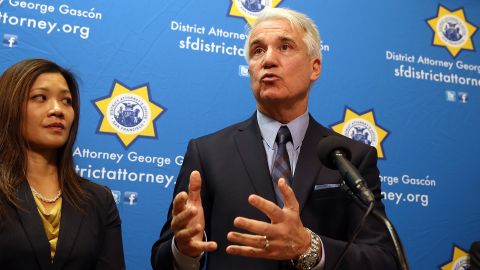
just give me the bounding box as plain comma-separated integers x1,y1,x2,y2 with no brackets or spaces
292,116,333,211
234,114,277,203
52,196,84,269
15,181,53,270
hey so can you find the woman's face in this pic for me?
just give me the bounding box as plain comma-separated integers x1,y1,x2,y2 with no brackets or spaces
22,72,75,151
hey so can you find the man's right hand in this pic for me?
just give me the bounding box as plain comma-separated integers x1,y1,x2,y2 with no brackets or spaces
171,170,217,257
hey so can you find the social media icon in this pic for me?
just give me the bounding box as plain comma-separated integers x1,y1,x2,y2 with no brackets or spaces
2,34,18,48
458,92,468,103
238,65,249,77
124,191,138,205
445,90,456,102
111,190,121,204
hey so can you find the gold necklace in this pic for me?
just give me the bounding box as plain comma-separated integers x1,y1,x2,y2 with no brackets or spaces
30,186,62,203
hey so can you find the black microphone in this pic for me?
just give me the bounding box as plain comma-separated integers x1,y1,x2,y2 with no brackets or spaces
317,135,375,205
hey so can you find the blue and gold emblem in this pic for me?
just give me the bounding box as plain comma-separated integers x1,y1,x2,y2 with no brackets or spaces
426,5,477,58
330,107,389,159
228,0,283,26
93,81,165,148
440,245,470,270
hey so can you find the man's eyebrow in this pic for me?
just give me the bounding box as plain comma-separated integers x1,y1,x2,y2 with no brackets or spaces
249,35,297,46
249,38,262,48
279,36,296,44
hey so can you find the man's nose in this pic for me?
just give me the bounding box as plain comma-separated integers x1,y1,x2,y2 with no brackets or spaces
262,47,278,68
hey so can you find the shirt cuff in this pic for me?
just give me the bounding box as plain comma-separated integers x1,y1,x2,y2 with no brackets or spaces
171,236,203,270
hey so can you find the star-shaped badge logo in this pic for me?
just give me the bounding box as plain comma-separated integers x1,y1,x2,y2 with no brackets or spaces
330,107,389,159
93,80,165,148
426,5,477,58
228,0,283,26
440,245,469,270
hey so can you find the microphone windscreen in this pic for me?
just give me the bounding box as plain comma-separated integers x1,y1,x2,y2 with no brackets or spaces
317,135,352,170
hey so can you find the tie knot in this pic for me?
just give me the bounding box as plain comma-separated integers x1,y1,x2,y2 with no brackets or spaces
276,126,292,145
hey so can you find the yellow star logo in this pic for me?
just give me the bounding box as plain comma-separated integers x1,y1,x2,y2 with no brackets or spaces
440,245,469,270
228,0,283,26
331,108,389,159
427,5,477,58
94,81,165,148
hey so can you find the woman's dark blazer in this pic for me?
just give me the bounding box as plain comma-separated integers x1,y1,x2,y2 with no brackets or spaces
0,179,125,270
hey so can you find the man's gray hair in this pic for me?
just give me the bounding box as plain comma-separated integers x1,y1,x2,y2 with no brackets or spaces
244,7,322,62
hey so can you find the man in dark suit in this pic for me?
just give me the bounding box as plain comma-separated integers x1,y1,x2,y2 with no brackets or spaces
151,7,399,270
471,241,480,270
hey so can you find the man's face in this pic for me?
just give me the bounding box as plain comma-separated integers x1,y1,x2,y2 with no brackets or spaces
247,19,321,113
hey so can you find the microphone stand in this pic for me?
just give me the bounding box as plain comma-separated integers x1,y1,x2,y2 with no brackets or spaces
340,184,409,270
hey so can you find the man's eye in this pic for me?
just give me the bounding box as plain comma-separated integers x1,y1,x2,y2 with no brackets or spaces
280,44,290,51
253,47,265,55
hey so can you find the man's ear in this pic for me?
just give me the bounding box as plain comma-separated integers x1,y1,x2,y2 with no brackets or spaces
310,58,322,81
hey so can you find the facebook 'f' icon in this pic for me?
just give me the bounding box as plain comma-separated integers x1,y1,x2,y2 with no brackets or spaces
124,191,138,205
2,34,18,48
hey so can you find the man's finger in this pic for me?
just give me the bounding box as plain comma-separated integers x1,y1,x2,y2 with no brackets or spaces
176,237,218,257
278,178,299,211
175,223,203,242
248,194,283,222
188,170,202,203
227,232,268,249
171,206,197,232
172,192,188,216
233,216,271,236
226,245,267,258
191,240,218,253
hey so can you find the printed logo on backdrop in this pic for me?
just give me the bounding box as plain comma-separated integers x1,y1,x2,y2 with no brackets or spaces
229,0,283,25
123,191,138,205
427,5,478,58
169,0,332,61
384,6,480,89
330,107,389,159
445,90,469,103
439,245,470,270
2,33,18,47
238,65,249,77
0,2,100,40
457,92,468,103
111,190,121,204
93,80,166,148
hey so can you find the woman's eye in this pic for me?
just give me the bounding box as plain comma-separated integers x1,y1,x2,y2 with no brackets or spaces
62,97,73,105
32,95,46,101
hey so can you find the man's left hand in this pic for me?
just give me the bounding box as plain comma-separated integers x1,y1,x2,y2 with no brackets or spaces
226,178,315,260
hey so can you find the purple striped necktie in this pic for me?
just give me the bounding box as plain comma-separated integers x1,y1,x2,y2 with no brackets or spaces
271,126,292,207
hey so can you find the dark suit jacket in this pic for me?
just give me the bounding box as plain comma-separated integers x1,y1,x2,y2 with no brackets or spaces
471,241,480,270
151,113,399,270
0,179,125,270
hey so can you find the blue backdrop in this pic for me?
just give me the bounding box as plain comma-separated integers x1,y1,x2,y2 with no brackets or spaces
1,0,479,269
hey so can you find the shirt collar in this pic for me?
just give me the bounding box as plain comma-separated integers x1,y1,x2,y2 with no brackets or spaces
256,110,309,150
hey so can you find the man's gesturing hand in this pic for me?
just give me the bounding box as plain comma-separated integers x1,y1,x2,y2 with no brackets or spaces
226,178,316,260
171,170,217,257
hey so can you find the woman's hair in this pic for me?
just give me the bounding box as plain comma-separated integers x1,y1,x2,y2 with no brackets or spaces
0,58,87,217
